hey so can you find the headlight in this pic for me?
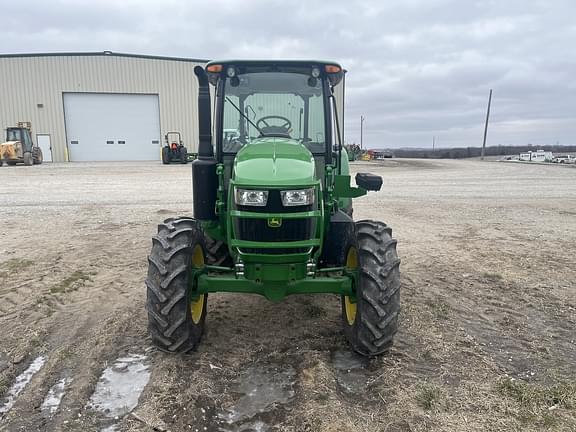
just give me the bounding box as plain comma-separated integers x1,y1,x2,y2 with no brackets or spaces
281,188,315,206
235,188,268,206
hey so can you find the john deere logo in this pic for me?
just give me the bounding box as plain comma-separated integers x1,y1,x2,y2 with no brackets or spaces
268,217,282,228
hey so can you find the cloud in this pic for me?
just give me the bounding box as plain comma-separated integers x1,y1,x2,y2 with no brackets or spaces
1,0,575,147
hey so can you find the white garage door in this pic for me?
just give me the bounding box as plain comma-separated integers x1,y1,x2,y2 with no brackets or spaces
64,93,161,161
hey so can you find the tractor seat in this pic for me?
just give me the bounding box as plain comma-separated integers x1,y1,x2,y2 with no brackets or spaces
259,126,291,139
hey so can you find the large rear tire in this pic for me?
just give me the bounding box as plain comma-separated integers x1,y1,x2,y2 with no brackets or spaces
146,217,208,353
161,147,171,165
342,220,401,356
179,146,188,164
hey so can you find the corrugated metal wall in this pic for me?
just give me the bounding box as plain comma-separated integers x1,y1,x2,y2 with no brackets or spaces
0,54,205,162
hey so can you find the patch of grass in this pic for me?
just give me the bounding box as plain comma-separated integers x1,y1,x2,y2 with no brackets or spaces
303,302,326,318
541,412,559,427
416,383,443,411
425,299,451,320
50,270,95,294
497,378,576,413
482,271,503,282
0,258,33,277
421,349,436,361
57,347,74,361
30,334,41,347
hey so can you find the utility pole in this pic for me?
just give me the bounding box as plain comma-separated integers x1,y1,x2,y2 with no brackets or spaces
481,89,493,160
432,136,435,152
360,115,365,149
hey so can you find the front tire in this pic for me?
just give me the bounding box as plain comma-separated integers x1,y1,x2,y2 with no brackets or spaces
342,220,401,356
33,147,43,164
146,217,208,353
23,152,33,166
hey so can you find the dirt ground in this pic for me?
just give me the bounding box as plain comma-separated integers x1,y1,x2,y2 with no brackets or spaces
0,159,575,432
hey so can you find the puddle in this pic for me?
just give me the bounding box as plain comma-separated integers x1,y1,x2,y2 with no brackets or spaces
88,354,150,419
41,377,72,416
331,350,370,394
218,365,295,429
332,350,369,371
0,356,46,416
233,420,270,432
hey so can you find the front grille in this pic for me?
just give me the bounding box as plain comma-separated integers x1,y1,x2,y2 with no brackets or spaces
235,218,315,254
234,188,317,254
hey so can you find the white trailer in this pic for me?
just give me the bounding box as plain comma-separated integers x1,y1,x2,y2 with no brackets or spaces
519,150,553,162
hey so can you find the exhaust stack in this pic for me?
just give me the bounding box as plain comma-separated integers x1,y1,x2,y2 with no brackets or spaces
192,65,218,220
194,66,214,159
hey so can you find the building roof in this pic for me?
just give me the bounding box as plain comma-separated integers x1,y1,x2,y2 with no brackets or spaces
0,51,208,63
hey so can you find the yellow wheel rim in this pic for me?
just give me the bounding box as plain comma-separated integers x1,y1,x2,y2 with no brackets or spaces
190,245,205,324
192,245,204,268
191,294,205,324
344,247,358,325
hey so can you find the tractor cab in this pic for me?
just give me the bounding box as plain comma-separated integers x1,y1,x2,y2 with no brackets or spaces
216,65,330,155
6,126,33,150
206,62,343,179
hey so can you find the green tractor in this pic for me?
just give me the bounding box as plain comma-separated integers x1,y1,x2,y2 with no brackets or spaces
146,60,401,356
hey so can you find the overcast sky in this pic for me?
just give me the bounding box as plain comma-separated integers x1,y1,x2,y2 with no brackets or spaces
2,0,576,148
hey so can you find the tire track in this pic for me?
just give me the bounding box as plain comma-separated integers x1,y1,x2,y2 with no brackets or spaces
1,300,150,431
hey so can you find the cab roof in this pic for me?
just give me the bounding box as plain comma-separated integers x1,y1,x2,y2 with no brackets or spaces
205,60,344,86
206,59,342,69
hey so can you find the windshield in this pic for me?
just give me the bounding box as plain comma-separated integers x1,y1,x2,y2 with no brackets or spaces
7,130,20,141
221,72,326,154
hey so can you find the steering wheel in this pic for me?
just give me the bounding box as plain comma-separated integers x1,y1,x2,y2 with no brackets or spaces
256,115,292,136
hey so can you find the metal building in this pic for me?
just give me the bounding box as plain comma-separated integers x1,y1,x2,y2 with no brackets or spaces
0,52,206,162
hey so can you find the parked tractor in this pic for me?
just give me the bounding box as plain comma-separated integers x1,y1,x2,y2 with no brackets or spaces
146,61,401,356
0,122,43,166
161,131,188,164
345,144,363,161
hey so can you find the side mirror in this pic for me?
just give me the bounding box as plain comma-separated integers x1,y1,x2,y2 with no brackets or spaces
356,172,382,191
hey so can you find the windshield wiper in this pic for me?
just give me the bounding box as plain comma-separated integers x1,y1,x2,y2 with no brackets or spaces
225,97,266,137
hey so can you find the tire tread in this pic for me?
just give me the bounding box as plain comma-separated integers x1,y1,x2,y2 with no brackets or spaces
343,219,401,356
146,218,206,353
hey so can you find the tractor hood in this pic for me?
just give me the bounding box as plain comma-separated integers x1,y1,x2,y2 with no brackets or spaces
233,138,315,187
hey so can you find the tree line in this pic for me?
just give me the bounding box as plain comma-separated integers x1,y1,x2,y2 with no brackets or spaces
388,144,576,159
